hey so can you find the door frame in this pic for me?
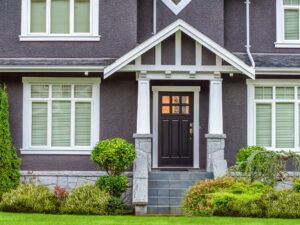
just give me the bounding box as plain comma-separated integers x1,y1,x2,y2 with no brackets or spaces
152,86,201,168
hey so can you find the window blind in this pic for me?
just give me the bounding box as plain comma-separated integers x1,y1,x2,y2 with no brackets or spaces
51,0,70,34
75,102,91,146
31,102,48,146
255,87,272,99
284,0,300,5
256,104,272,147
74,0,90,33
284,10,299,40
276,103,294,148
276,87,294,99
31,0,46,33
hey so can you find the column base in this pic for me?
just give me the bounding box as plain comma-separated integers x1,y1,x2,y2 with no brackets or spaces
135,205,148,215
205,134,227,178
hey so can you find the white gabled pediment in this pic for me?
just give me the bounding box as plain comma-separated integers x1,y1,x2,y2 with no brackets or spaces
161,0,192,15
104,19,255,79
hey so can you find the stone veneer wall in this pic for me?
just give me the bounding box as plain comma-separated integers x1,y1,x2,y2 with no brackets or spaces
20,171,133,205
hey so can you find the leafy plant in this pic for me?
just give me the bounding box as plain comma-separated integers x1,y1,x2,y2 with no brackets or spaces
0,85,21,197
54,186,69,201
107,196,125,215
96,175,128,198
60,184,110,215
0,183,58,213
230,146,300,186
91,138,136,176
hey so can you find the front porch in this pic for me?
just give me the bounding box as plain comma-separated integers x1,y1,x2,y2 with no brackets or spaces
103,19,254,214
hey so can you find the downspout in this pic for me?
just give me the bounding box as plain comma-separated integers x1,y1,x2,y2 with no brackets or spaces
245,0,255,68
153,0,157,34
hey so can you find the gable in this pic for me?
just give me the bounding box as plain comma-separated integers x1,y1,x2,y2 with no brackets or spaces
104,19,255,79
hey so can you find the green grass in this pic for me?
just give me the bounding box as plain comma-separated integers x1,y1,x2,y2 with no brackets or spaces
0,213,300,225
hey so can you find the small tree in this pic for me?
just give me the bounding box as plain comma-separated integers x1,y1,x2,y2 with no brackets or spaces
0,85,21,197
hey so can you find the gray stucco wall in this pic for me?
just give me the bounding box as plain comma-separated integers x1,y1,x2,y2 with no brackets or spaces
0,0,137,58
0,72,137,171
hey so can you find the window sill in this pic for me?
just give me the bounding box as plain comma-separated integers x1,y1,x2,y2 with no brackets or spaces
274,42,300,48
19,35,101,42
20,149,92,155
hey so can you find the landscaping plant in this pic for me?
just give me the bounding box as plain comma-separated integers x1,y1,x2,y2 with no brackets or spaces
0,85,21,197
60,184,110,215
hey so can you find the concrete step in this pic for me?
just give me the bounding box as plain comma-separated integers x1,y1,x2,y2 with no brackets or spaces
148,188,186,197
149,197,182,206
147,206,181,215
149,171,213,181
148,180,198,189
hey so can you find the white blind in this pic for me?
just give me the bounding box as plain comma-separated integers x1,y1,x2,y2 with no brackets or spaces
51,0,70,34
75,102,91,146
284,10,299,40
31,102,48,146
276,87,294,99
276,103,294,148
284,0,300,5
74,0,90,33
255,87,272,99
256,104,272,147
30,0,46,33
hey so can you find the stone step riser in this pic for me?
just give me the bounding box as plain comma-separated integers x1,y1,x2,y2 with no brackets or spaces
149,197,182,206
149,180,198,189
147,206,181,215
149,172,213,181
148,188,186,197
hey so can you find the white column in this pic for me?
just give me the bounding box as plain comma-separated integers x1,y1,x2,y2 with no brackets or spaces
208,78,223,134
137,78,151,134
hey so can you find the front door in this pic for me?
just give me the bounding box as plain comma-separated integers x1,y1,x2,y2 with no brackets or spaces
158,92,194,167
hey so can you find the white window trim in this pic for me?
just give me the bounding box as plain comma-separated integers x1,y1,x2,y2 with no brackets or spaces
160,0,192,15
275,0,300,48
20,0,100,41
152,86,200,168
22,77,100,155
247,79,300,153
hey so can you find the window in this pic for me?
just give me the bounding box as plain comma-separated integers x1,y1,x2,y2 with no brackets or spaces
22,77,100,154
20,0,100,41
276,0,300,47
247,80,300,151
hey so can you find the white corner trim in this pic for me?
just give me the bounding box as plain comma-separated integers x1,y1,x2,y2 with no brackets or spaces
152,86,201,168
161,0,192,15
275,42,300,48
19,35,101,42
104,19,255,79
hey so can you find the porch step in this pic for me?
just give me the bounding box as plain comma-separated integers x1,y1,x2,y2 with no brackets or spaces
147,171,213,215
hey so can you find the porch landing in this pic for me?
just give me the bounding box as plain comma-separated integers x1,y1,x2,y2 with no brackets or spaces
147,171,213,215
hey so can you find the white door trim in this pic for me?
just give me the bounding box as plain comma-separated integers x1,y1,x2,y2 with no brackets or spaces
152,86,201,168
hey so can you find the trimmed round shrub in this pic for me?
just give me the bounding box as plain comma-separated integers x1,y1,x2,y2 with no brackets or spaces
107,196,125,215
0,183,58,213
60,184,110,215
96,175,128,198
91,138,136,176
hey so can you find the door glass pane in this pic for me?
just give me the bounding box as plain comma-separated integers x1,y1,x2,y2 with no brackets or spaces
75,85,92,98
172,96,180,104
31,85,49,98
31,0,46,33
51,0,70,34
255,87,272,99
162,96,170,104
182,96,189,104
172,106,180,114
31,102,47,146
74,0,90,33
276,103,294,148
182,106,190,114
52,101,71,147
52,85,71,98
75,102,91,146
256,104,272,147
162,106,170,114
284,10,299,40
276,87,294,99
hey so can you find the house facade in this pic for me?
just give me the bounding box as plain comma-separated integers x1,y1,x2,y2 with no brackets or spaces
1,0,300,214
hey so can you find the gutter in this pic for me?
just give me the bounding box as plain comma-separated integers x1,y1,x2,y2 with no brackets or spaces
153,0,157,34
245,0,255,68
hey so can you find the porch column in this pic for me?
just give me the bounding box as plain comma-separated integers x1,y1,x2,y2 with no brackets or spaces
133,77,152,215
205,74,227,177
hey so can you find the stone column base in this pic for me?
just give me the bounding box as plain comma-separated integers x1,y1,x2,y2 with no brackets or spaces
205,134,227,178
132,134,153,215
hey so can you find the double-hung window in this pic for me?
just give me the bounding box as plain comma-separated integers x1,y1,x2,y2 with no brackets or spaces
276,0,300,47
247,80,300,152
22,77,100,154
20,0,100,41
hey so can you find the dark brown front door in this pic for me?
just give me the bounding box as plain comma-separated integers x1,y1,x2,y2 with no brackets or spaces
158,92,194,167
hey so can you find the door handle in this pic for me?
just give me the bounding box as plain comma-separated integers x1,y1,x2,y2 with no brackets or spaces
189,123,193,139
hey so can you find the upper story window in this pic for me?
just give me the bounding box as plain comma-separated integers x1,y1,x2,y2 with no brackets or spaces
276,0,300,47
20,0,100,41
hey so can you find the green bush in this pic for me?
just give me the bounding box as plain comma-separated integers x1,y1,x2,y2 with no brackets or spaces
96,175,128,198
294,184,300,193
60,184,110,215
91,138,136,176
107,196,125,215
0,183,58,213
0,85,21,197
235,146,265,172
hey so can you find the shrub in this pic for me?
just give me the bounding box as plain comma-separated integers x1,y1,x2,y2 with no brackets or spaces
54,186,69,201
60,184,110,215
96,175,128,198
235,146,265,172
91,138,136,176
0,183,58,213
181,177,245,216
107,196,125,215
0,85,21,197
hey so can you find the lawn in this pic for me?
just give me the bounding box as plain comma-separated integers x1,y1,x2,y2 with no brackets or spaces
0,213,300,225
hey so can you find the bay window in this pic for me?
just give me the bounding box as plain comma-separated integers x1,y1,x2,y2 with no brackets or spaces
21,0,100,41
22,77,100,154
